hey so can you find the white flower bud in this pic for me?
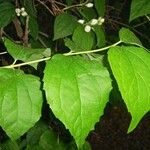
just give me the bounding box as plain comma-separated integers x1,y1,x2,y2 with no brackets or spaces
84,25,91,32
85,3,94,8
15,8,21,14
17,13,20,16
21,7,25,12
90,19,98,25
98,22,102,25
78,19,85,24
98,17,105,25
100,18,105,23
98,17,102,21
21,11,28,17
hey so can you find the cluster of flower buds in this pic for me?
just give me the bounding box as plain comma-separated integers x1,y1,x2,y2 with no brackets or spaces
78,17,105,32
15,7,28,17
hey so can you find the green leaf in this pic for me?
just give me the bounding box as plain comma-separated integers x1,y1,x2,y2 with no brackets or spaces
66,25,94,52
94,25,105,47
79,7,97,20
130,0,150,21
43,55,112,148
108,46,150,132
53,13,78,40
39,129,66,150
0,2,15,27
119,28,142,46
29,17,39,39
66,0,74,5
94,0,105,16
24,0,37,18
0,69,42,140
4,38,51,68
0,140,19,150
65,26,95,52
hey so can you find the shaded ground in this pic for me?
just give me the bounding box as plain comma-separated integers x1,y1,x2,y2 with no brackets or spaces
88,103,150,150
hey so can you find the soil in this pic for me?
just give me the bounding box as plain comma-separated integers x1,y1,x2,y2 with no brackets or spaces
88,103,150,150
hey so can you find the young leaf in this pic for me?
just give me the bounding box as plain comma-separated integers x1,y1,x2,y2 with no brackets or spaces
94,0,105,16
130,0,150,21
53,13,78,40
0,69,42,140
108,46,150,132
0,2,15,27
43,55,112,148
119,28,142,46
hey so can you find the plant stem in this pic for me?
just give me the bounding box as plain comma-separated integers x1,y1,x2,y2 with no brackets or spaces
0,52,7,55
0,57,51,68
0,41,121,69
63,0,89,11
146,15,150,21
64,41,122,56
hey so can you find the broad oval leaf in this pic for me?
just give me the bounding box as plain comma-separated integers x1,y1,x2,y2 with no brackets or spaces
53,13,78,40
0,69,42,140
0,2,15,27
119,28,142,47
108,46,150,132
43,55,112,148
130,0,150,21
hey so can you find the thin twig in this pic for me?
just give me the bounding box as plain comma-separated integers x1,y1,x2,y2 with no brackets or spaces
0,52,7,55
36,0,54,15
63,0,89,11
109,18,150,43
146,15,150,21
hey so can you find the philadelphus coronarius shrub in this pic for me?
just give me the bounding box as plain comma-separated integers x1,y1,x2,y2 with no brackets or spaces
0,0,150,149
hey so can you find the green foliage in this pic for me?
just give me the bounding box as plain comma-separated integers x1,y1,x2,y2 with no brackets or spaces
43,55,112,148
94,0,105,16
65,25,95,51
0,0,150,149
130,0,150,21
108,46,150,132
4,38,51,68
0,69,42,140
119,28,142,46
0,2,15,27
53,13,78,40
94,25,105,47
